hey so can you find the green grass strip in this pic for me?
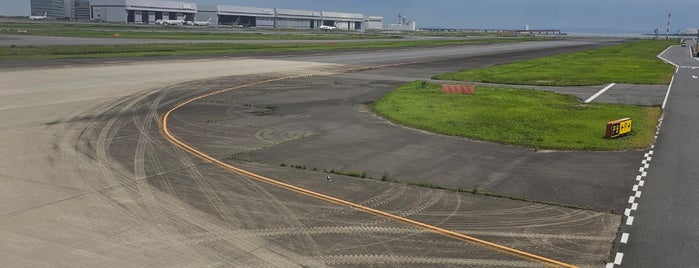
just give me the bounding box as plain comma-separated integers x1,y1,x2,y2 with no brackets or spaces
372,81,660,151
0,22,397,40
434,40,675,86
0,39,525,60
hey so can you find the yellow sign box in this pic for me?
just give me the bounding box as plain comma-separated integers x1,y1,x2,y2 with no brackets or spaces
606,118,632,138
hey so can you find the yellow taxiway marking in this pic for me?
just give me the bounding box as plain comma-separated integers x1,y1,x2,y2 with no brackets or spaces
159,69,578,268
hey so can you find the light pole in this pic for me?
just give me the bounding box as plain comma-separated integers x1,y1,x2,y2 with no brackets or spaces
665,13,671,40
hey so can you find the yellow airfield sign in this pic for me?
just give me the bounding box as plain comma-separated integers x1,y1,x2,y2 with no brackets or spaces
606,118,632,138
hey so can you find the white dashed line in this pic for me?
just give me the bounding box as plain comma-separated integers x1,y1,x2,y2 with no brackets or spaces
610,47,675,268
614,252,624,265
621,233,630,244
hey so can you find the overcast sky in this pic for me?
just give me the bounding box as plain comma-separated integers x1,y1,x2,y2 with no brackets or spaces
2,0,698,32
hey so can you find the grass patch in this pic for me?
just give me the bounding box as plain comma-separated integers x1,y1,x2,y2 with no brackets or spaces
0,38,528,60
372,81,661,151
0,21,397,40
434,40,675,86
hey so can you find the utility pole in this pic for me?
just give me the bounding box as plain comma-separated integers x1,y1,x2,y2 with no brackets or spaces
666,13,671,40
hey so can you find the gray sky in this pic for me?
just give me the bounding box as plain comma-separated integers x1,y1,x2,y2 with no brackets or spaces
2,0,698,32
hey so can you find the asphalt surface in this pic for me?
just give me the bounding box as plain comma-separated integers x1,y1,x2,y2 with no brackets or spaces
0,33,418,47
0,39,658,267
617,46,699,267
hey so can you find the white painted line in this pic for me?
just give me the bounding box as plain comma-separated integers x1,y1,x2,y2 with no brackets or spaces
626,216,634,225
649,150,654,155
635,191,642,198
662,74,676,109
629,196,636,203
693,75,698,79
642,171,647,177
636,175,642,181
606,262,615,268
644,163,650,169
633,185,639,191
621,233,630,244
585,83,616,103
632,203,638,210
639,167,645,172
639,180,645,186
642,159,648,165
624,208,631,216
658,46,678,67
614,252,624,265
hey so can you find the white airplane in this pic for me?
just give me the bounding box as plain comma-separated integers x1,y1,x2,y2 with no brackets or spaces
319,24,337,31
155,18,185,25
29,12,48,20
188,17,212,26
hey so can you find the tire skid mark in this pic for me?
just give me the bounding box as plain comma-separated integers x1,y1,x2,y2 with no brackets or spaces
133,91,330,265
160,72,579,268
321,254,540,267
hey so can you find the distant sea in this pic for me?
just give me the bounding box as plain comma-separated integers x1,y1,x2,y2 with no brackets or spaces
562,28,650,38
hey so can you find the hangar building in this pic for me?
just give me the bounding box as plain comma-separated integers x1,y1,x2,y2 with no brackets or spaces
364,16,384,30
197,5,273,27
88,1,382,30
31,0,75,19
90,0,197,24
321,11,364,30
197,5,373,30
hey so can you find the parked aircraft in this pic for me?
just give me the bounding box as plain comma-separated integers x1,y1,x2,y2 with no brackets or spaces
319,25,337,31
187,17,212,26
29,12,48,20
155,18,185,25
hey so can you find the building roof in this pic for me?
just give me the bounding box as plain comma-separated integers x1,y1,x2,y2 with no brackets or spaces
91,0,196,11
322,11,364,21
275,8,321,18
126,0,196,11
199,5,274,16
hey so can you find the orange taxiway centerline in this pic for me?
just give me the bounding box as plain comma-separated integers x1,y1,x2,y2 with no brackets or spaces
159,72,578,268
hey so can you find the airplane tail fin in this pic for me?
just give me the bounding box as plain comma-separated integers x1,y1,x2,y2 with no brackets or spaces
43,12,47,17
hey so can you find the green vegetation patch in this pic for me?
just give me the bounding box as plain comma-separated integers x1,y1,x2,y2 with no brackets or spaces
434,40,675,86
0,21,397,40
0,39,523,60
372,81,660,151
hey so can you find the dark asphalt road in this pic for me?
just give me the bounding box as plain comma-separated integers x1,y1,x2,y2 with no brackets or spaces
617,46,699,267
